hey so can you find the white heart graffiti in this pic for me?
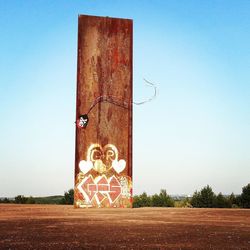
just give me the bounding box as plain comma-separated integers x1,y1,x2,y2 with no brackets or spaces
79,160,93,174
112,159,126,174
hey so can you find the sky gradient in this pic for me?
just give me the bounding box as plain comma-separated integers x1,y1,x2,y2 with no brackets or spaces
0,0,249,197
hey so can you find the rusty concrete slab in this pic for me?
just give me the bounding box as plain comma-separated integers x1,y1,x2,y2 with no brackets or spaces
74,15,133,208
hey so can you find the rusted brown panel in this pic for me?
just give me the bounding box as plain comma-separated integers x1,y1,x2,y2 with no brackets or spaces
74,15,133,208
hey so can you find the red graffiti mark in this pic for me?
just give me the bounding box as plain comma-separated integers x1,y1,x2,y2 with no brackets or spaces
81,175,96,201
96,176,109,203
97,176,109,191
109,176,121,203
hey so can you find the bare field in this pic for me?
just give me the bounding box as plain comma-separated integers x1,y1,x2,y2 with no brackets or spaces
0,204,250,249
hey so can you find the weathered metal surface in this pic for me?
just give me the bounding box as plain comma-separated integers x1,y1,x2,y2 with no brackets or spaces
74,15,133,208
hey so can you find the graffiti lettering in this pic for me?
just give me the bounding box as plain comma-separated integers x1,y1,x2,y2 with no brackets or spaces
77,175,122,206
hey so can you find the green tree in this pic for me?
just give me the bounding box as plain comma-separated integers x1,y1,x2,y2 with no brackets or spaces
229,193,241,208
133,192,151,208
190,191,201,207
229,193,236,207
241,183,250,208
26,196,36,204
215,193,231,208
61,189,74,205
191,185,216,208
151,189,174,207
235,195,242,208
0,198,10,203
14,195,28,204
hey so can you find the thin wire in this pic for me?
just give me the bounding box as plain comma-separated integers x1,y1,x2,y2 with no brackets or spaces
133,78,157,105
86,78,157,115
87,95,129,114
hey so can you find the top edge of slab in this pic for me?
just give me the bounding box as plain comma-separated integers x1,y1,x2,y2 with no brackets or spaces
78,14,133,22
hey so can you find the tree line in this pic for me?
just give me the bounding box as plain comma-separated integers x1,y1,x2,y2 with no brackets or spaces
1,183,249,208
133,183,250,208
0,193,72,205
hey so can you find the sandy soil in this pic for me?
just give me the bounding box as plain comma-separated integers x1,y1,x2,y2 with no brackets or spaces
0,204,250,249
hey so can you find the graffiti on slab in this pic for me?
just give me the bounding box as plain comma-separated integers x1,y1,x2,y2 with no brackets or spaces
75,144,132,208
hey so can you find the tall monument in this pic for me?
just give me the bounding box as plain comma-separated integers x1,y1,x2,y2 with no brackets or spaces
74,15,133,208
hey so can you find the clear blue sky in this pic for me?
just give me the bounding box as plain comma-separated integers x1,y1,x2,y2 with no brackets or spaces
0,0,249,197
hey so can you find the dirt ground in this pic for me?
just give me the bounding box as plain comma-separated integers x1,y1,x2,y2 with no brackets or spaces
0,204,250,249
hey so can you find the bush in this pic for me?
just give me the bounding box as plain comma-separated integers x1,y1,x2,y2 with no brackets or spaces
151,189,174,207
61,189,74,205
133,190,174,208
26,196,36,204
215,193,231,208
175,197,192,208
229,193,236,207
14,195,37,204
35,196,63,204
0,198,11,203
133,192,151,208
241,183,250,208
14,195,28,204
